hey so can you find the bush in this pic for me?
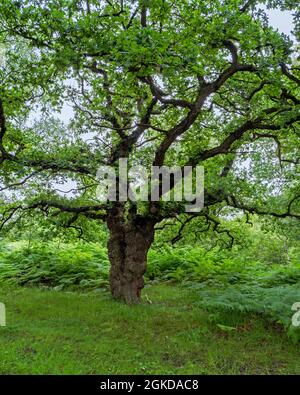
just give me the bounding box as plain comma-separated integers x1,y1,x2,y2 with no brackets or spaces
0,242,109,290
191,284,300,343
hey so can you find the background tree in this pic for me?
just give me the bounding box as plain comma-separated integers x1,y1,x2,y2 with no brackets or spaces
0,0,299,303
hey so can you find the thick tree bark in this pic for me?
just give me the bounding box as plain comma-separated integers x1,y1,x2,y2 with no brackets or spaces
107,208,155,304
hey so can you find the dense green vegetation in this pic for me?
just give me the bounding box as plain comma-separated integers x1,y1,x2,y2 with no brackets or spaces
0,284,299,375
0,0,299,376
1,234,299,346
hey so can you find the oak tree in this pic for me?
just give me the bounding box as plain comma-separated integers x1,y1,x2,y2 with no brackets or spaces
0,0,299,303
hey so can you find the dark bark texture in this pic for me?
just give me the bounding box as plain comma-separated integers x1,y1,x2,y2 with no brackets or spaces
107,207,155,304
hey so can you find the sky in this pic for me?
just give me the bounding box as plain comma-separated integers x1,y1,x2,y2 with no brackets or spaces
266,7,294,37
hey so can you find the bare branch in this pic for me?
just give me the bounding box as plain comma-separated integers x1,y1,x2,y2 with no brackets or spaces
281,63,300,86
139,76,194,109
227,195,300,220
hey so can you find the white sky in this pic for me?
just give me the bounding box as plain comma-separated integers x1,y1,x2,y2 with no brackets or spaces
266,8,295,36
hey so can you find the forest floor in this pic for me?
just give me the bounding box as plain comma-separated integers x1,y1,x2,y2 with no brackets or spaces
0,284,299,375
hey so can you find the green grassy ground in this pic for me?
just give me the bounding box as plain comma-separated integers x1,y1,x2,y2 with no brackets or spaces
0,284,299,375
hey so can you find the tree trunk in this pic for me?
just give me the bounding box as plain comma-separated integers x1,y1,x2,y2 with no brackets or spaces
107,209,155,304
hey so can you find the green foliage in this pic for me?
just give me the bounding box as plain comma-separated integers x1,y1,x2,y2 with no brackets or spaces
148,244,300,342
192,284,300,344
0,242,109,290
0,0,299,238
148,245,300,285
0,240,299,343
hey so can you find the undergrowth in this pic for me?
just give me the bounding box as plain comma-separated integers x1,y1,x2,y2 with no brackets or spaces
0,241,299,342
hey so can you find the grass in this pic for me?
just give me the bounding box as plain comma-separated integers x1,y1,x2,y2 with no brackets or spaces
0,284,299,374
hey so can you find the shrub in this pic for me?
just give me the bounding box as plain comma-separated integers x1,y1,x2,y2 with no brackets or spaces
0,242,109,290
